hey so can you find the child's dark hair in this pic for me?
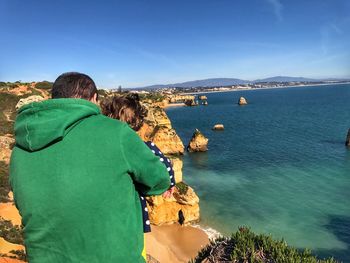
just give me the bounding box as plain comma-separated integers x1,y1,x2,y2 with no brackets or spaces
101,94,148,131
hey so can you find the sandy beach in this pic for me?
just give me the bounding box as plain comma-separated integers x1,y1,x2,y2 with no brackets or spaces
164,102,186,108
146,224,209,263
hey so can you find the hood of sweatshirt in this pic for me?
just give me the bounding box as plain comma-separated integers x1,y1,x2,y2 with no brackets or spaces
14,98,100,152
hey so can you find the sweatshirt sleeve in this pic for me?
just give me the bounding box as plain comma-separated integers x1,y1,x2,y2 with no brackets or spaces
144,141,176,187
120,125,171,196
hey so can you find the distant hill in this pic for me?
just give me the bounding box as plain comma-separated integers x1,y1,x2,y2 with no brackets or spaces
253,76,317,83
139,78,250,90
137,76,349,90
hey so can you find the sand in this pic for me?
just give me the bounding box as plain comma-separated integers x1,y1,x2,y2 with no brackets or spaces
0,237,25,256
164,103,186,108
0,258,25,263
146,224,209,263
0,202,22,226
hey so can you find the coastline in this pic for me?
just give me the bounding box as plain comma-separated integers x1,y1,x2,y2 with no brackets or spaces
191,223,222,240
180,81,350,95
163,102,186,108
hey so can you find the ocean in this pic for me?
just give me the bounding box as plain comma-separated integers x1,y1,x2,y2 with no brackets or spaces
166,84,350,262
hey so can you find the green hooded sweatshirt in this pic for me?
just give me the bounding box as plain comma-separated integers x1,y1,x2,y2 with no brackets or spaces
10,98,170,263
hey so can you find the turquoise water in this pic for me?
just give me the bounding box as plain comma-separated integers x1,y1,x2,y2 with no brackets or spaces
166,84,350,262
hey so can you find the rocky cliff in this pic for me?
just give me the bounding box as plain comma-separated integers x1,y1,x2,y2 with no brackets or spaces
168,95,195,103
138,102,200,225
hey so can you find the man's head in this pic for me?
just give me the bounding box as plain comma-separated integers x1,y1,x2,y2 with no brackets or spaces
52,72,98,103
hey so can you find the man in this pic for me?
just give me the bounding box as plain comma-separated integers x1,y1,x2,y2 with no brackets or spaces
10,72,170,262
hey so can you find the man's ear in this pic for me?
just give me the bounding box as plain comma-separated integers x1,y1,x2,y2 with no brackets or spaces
90,93,98,104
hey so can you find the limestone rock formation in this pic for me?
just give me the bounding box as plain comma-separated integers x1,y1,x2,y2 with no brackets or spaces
168,95,195,103
137,105,184,155
187,129,208,152
146,183,200,225
15,95,45,110
136,103,200,225
184,99,198,107
346,129,350,146
198,95,207,100
169,157,183,183
152,126,185,155
238,96,248,105
212,124,224,130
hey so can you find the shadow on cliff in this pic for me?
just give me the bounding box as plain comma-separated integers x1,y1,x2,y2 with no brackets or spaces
313,215,350,263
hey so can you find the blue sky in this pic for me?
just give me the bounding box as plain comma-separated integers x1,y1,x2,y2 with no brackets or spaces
0,0,349,88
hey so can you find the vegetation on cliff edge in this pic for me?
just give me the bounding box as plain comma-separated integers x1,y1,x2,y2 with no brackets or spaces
192,227,338,263
0,161,11,203
176,182,189,195
0,217,23,245
0,92,19,135
35,81,53,90
139,92,165,102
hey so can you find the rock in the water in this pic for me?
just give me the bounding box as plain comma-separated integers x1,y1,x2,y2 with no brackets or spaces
346,129,350,146
184,99,198,106
187,129,208,152
16,95,45,110
198,95,207,100
212,124,224,131
238,96,248,105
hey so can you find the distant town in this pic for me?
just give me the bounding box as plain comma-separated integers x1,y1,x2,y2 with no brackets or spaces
128,79,350,96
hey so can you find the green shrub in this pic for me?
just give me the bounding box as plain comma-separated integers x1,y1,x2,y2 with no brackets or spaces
0,220,28,261
97,89,109,98
35,81,53,90
8,250,27,261
0,92,19,135
139,92,165,102
28,87,45,96
176,182,189,195
0,161,11,203
192,227,338,263
0,217,24,245
0,89,45,136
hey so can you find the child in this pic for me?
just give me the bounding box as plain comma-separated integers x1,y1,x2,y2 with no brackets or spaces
101,94,176,233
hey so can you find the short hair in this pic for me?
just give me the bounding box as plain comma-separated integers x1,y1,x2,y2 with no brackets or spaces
52,72,98,100
101,94,147,131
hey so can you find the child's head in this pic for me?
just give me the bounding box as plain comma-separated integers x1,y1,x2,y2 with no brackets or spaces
101,94,147,131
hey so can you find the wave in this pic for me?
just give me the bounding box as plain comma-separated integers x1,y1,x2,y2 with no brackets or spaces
191,223,222,240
